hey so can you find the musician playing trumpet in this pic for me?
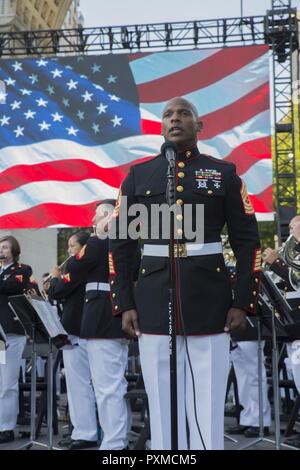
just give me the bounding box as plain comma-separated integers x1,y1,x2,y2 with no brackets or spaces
48,231,99,450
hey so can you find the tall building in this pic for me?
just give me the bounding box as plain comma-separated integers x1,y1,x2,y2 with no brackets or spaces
0,0,83,32
0,1,84,284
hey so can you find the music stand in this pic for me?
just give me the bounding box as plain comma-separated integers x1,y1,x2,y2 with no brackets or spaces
238,272,297,450
8,294,68,450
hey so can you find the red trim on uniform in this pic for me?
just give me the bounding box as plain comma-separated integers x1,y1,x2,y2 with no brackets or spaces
15,274,23,283
63,273,71,283
75,244,86,260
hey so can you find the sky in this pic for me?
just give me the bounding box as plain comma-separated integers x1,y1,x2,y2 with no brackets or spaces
79,0,300,28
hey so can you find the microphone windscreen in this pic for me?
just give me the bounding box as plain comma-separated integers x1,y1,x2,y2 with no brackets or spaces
161,141,178,158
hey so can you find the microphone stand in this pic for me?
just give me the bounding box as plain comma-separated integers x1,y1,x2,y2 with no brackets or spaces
166,152,178,450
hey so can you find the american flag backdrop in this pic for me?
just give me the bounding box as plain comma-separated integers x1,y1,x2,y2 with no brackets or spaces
0,45,272,228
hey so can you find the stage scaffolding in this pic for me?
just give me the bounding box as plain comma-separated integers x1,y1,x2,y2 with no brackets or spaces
0,0,298,238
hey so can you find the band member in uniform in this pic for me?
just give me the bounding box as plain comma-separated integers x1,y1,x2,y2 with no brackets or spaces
48,231,99,450
0,236,34,444
109,97,261,450
262,216,300,448
66,200,130,451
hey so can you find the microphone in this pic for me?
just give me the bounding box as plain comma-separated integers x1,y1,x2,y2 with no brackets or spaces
0,255,6,260
161,141,178,167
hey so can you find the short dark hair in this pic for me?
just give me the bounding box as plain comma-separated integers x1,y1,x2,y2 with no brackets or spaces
0,235,21,262
70,231,90,247
96,199,116,208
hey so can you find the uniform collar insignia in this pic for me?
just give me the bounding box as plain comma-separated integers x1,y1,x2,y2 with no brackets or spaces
178,146,200,161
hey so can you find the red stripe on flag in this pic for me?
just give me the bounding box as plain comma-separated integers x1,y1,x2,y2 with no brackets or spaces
137,45,268,103
127,52,151,62
249,186,273,213
0,156,152,195
0,202,98,229
141,118,162,134
141,83,270,140
199,83,270,140
0,186,273,230
224,136,271,174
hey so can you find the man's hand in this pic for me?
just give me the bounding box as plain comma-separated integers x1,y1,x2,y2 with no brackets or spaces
224,308,247,333
262,247,278,265
122,309,141,338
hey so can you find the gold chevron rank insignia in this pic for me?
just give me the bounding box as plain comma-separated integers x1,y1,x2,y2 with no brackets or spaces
109,251,116,275
113,189,122,218
253,249,261,273
240,180,254,216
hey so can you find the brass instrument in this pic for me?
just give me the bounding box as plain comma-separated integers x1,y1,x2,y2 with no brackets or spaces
281,235,300,290
282,235,300,270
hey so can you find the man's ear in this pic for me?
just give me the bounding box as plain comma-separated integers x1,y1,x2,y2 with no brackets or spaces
197,120,203,133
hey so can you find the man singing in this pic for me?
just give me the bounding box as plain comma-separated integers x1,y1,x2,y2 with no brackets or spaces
109,97,261,450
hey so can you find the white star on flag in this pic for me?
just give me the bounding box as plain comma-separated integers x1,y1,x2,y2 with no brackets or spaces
20,89,32,96
14,126,24,137
92,123,100,134
96,103,107,114
36,98,48,107
37,59,48,67
51,112,63,122
39,121,51,131
82,91,93,102
111,115,123,127
29,74,38,84
91,64,101,73
12,61,22,72
62,98,70,107
10,100,21,110
66,126,79,136
67,79,78,90
0,115,10,126
4,77,16,86
51,69,63,79
107,75,117,83
77,111,85,120
24,110,36,120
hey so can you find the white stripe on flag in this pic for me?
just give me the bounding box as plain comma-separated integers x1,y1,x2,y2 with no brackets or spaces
0,179,117,217
139,53,269,119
